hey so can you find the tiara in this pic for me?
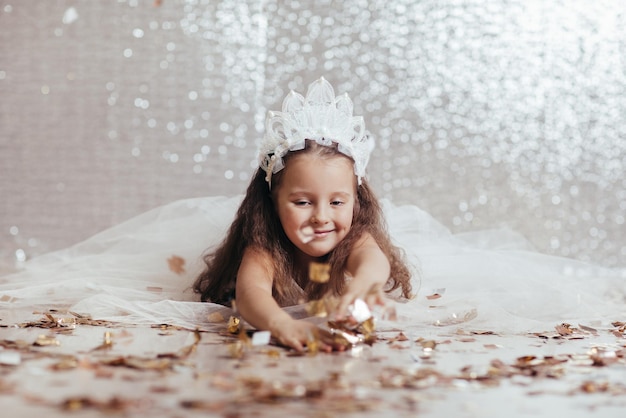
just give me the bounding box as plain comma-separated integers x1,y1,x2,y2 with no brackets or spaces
258,77,374,186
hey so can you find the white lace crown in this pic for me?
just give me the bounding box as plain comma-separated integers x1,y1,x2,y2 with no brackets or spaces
258,77,374,185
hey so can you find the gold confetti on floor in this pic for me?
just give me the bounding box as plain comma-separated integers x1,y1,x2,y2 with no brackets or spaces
0,307,625,417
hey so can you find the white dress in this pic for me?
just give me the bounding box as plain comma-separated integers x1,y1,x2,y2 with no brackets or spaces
1,195,624,332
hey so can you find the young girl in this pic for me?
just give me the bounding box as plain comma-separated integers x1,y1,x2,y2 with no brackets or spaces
193,77,413,351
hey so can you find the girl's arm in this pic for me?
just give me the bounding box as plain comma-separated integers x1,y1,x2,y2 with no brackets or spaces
235,247,327,352
335,232,391,319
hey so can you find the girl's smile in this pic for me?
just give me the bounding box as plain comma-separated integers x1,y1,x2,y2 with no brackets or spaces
300,225,335,242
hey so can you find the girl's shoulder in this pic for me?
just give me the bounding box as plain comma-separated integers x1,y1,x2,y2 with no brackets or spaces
240,245,275,271
351,231,380,250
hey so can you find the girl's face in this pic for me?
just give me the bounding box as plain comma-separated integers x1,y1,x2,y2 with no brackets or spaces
274,153,356,259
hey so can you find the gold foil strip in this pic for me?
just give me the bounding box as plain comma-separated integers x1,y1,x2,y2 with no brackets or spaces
227,316,240,334
309,262,330,283
34,334,60,347
91,331,114,351
228,329,251,359
305,295,340,317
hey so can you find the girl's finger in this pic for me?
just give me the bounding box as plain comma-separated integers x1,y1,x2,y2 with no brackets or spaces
334,294,355,319
290,339,304,352
365,291,385,308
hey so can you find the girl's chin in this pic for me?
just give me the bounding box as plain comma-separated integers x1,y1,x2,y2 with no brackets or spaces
297,245,332,259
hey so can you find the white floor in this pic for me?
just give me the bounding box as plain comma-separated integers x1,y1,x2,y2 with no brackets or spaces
1,305,624,418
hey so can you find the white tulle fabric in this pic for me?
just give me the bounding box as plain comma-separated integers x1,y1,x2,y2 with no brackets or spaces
1,196,624,332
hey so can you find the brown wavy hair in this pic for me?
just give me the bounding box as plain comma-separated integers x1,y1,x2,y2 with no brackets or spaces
193,140,413,306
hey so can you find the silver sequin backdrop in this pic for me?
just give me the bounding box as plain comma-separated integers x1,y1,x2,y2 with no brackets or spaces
0,0,624,268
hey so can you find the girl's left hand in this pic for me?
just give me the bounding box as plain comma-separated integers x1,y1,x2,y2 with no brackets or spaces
335,279,386,321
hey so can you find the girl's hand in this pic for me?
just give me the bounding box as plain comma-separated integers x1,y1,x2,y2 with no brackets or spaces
335,278,387,321
269,317,337,352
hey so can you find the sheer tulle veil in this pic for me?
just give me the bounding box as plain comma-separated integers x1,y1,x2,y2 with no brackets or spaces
1,195,624,333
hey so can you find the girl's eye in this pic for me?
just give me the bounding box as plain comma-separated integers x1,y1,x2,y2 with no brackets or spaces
294,200,310,206
331,200,344,206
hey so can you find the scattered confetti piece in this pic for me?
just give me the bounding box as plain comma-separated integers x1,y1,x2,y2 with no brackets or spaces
91,331,114,351
227,316,240,334
308,261,330,283
426,288,445,300
34,334,61,347
207,312,225,323
167,255,186,274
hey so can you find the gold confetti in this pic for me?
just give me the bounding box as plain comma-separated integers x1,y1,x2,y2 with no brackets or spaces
305,297,379,350
420,340,437,350
306,299,329,317
426,288,445,300
61,396,134,413
555,323,573,336
179,399,226,412
101,356,175,370
308,261,330,283
228,341,246,359
167,255,186,274
207,312,225,323
34,335,60,347
306,331,321,355
262,349,282,358
91,331,113,351
18,312,115,330
226,327,253,359
227,316,240,334
49,357,80,370
387,332,407,343
359,317,376,343
471,330,496,335
579,380,609,393
578,323,598,334
158,329,201,359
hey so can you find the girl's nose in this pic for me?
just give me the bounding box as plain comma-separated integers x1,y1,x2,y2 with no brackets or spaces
311,206,329,224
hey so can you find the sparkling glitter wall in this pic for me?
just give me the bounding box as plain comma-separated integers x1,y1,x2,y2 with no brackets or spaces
1,0,624,267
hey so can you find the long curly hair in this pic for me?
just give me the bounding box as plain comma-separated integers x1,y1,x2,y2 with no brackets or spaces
193,140,413,306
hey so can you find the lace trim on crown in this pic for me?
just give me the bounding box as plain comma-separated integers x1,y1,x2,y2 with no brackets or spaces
258,77,374,187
